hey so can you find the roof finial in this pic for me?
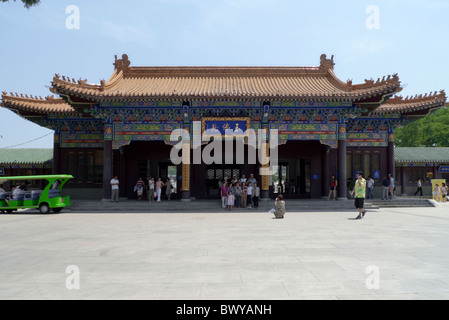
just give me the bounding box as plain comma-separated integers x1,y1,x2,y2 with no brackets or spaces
114,54,131,73
319,54,335,71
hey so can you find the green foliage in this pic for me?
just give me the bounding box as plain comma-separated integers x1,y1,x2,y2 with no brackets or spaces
395,107,449,147
0,0,40,8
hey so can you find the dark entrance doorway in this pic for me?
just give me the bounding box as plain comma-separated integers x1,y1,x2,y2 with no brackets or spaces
272,160,311,198
135,159,178,199
205,164,243,198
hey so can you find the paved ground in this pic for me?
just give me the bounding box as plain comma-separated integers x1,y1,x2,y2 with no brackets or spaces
1,206,449,300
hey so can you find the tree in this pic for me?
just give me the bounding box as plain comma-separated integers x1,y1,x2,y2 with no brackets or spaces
395,107,449,147
0,0,40,8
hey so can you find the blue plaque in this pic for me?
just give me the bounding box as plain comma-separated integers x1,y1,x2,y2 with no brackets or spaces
438,166,449,173
202,117,250,136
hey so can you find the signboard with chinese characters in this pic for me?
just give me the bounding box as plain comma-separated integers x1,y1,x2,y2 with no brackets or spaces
202,117,250,137
438,166,449,173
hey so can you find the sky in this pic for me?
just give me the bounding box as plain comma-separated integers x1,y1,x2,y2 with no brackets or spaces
0,0,448,149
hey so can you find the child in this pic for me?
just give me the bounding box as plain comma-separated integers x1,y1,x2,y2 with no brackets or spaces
227,191,234,211
434,184,441,202
246,182,253,209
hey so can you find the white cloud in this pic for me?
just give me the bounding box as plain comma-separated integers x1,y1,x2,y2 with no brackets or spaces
99,20,156,48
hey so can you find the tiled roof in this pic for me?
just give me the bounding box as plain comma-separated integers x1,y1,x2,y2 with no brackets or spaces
51,54,401,102
395,147,449,164
0,148,53,165
373,91,447,115
0,93,76,115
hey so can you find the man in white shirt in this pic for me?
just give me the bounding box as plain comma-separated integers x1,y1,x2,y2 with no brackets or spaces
414,178,423,196
366,176,375,199
248,174,257,186
388,174,395,199
110,176,119,202
246,182,253,208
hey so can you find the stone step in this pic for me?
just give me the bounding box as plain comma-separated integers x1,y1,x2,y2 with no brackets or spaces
69,199,381,213
370,198,435,208
67,196,434,213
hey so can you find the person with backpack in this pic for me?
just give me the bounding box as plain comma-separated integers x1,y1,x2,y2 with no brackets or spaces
135,178,145,200
381,176,390,200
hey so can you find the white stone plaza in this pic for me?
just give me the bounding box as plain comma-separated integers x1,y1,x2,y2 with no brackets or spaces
1,206,449,300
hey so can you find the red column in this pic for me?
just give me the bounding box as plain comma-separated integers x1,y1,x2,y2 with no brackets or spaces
401,166,407,196
387,127,395,178
322,145,330,198
102,124,113,201
337,118,347,200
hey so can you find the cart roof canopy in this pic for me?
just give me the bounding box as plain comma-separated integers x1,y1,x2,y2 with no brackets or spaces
0,175,73,181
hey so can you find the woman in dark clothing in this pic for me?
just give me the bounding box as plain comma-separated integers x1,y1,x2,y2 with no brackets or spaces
328,175,338,200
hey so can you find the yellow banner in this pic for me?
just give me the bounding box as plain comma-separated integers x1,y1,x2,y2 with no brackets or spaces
431,179,446,201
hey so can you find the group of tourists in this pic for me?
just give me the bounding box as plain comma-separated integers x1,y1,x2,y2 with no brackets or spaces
328,174,397,201
218,173,286,219
218,174,260,211
136,177,173,202
109,176,174,203
433,183,448,202
0,184,22,206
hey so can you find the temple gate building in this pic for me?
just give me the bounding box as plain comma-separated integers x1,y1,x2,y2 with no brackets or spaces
1,54,446,201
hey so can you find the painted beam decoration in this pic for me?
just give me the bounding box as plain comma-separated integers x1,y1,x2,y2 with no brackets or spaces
271,122,338,144
31,99,405,149
112,122,184,149
113,123,183,143
60,133,104,148
346,131,388,147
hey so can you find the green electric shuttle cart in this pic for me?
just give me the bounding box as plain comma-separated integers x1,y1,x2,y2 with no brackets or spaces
0,175,73,214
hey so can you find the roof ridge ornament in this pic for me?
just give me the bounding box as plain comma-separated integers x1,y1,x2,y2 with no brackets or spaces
114,54,131,73
319,54,335,71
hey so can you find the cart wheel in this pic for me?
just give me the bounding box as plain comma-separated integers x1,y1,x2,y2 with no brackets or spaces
5,209,14,214
52,208,63,213
39,203,50,214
